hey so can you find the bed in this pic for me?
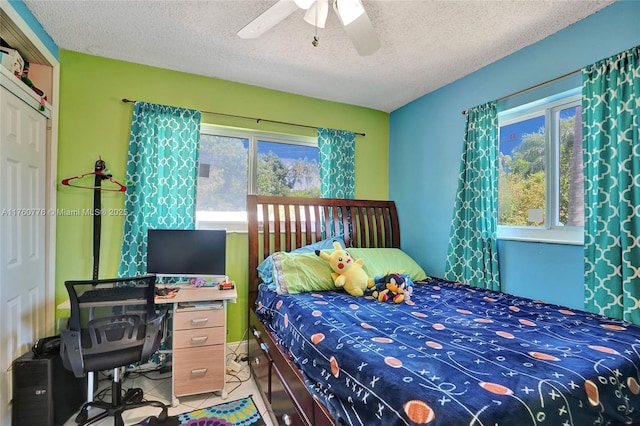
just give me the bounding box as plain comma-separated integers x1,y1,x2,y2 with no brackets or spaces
247,195,640,426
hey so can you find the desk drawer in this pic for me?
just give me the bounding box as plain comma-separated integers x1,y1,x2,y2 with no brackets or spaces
174,345,224,396
174,328,225,348
174,308,224,330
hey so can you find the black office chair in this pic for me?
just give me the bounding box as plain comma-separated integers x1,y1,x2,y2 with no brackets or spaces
60,275,168,425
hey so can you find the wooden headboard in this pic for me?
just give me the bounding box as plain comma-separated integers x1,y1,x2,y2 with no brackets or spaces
247,195,400,309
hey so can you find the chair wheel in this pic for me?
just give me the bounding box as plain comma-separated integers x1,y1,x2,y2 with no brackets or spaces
75,408,88,424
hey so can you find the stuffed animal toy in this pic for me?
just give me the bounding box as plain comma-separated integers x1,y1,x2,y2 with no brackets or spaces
316,242,370,297
371,273,413,303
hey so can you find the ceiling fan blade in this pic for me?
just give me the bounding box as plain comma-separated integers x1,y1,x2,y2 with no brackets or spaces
342,10,380,56
238,0,299,39
333,0,364,26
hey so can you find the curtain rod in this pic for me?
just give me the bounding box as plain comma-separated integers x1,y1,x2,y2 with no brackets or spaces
461,68,581,115
121,98,366,137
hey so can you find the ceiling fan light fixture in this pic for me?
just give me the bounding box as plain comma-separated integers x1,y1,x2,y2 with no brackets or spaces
294,0,315,10
238,0,378,57
334,0,365,26
303,0,329,28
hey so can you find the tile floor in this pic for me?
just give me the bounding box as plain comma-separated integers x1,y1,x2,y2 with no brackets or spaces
62,365,275,426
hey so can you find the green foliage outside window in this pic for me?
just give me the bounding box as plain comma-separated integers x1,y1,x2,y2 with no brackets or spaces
196,133,320,216
197,136,248,212
256,153,320,198
499,112,582,227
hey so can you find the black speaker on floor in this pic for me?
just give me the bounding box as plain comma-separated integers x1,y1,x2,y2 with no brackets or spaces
11,350,86,426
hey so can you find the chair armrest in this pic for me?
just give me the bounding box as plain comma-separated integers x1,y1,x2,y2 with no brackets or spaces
140,313,166,363
60,329,85,378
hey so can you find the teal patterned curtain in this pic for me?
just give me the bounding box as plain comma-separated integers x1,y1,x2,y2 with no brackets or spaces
444,101,500,290
318,128,355,199
118,102,202,277
582,46,640,323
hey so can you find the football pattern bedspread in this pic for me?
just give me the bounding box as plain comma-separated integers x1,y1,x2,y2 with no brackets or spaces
256,279,640,425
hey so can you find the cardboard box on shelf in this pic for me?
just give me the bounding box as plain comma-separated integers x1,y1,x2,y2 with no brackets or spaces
0,46,24,76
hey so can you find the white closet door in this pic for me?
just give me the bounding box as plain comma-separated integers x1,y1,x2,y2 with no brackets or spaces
0,84,47,423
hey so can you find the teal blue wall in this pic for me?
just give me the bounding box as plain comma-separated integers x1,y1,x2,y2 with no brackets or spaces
389,1,640,310
8,0,58,59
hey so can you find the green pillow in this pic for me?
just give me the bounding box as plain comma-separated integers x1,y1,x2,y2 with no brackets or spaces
258,235,345,290
272,251,337,294
347,248,428,281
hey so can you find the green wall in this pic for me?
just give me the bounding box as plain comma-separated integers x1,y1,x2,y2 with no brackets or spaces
55,50,390,341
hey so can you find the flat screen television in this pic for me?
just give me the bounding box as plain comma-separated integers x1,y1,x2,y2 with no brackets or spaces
146,229,226,278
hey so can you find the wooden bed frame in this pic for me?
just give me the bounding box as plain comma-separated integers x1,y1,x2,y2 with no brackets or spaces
247,195,401,426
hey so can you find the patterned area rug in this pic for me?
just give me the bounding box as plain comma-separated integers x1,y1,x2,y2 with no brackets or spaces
134,396,266,426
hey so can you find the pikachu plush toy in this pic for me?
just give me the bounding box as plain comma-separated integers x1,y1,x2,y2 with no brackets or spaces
316,242,371,297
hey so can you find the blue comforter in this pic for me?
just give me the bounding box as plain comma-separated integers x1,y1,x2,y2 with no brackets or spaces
256,279,640,425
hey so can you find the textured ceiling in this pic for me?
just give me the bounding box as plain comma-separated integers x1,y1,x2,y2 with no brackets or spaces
24,0,615,112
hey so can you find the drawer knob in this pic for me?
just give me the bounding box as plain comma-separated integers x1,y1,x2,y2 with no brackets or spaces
191,368,208,375
191,336,208,342
252,328,261,338
253,357,260,365
260,342,268,353
282,414,292,425
191,318,209,324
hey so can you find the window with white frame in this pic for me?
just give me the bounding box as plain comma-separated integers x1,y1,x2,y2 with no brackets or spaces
196,125,319,230
497,91,583,244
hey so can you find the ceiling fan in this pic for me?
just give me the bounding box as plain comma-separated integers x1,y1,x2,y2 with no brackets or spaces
237,0,380,56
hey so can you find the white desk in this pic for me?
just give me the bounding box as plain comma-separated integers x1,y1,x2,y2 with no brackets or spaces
58,285,238,406
57,285,237,309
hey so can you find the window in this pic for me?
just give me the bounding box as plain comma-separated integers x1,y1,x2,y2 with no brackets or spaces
196,125,319,229
497,91,583,244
